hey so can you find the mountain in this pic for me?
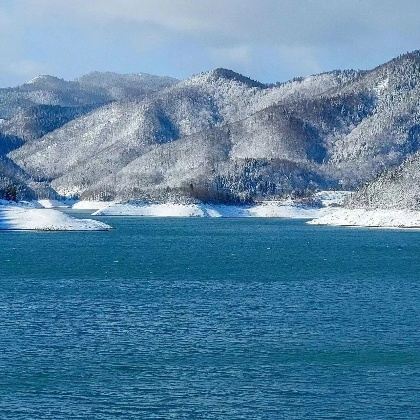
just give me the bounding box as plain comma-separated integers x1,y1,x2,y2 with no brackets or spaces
0,72,178,118
9,67,362,200
4,51,420,203
0,71,178,199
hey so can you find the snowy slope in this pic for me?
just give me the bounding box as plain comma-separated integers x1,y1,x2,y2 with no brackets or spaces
349,151,420,210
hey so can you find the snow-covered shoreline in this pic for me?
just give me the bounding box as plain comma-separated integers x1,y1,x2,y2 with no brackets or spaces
2,192,420,230
72,200,116,210
91,191,351,219
92,201,329,219
0,201,111,231
35,199,114,211
92,199,420,229
307,208,420,229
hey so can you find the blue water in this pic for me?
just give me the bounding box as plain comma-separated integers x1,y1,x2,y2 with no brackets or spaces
0,217,419,419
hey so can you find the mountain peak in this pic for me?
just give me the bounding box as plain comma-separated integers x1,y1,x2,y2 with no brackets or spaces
204,68,266,88
24,75,69,89
26,75,64,84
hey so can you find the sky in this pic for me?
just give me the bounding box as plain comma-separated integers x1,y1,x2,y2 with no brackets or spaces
0,0,419,87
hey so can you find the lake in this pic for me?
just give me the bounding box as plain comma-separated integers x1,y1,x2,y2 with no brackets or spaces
0,216,419,418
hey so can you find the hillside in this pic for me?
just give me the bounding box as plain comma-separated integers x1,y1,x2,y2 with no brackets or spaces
350,151,420,210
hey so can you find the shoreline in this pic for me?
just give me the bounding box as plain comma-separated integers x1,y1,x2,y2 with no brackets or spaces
2,194,420,230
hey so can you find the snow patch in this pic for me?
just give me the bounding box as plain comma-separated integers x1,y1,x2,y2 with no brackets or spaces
26,75,51,84
374,77,389,94
36,199,112,210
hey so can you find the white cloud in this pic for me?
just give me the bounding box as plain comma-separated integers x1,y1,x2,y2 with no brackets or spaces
20,0,420,46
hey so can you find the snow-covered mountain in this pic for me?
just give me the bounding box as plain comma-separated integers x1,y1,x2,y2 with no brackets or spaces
3,50,420,204
0,71,178,199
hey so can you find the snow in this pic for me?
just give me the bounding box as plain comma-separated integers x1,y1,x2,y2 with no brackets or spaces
201,205,248,218
36,199,113,210
247,202,324,218
26,75,53,84
93,201,327,219
92,199,420,229
38,199,75,208
4,196,419,230
93,203,206,217
307,208,420,229
315,190,352,207
72,200,115,210
374,77,389,94
0,203,111,231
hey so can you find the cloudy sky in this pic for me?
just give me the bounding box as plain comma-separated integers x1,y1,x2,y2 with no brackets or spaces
1,0,419,87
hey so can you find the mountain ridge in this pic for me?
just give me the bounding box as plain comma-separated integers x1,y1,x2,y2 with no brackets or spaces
2,50,419,205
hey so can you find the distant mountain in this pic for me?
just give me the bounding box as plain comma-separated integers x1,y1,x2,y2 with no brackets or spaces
3,51,420,203
77,71,178,101
0,71,178,142
0,75,105,119
325,51,420,186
